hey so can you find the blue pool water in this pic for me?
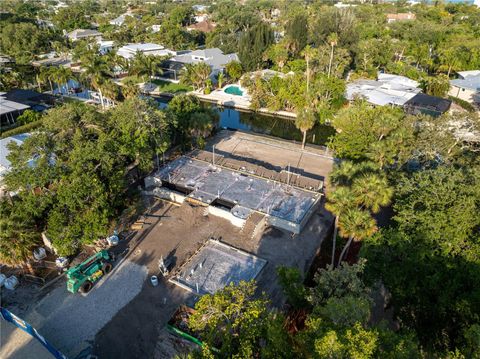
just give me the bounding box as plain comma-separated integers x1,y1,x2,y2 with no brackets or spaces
224,86,244,96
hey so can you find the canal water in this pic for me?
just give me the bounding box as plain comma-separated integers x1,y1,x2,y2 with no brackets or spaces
153,97,336,146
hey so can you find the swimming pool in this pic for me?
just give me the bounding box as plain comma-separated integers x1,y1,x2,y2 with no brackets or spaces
224,85,244,96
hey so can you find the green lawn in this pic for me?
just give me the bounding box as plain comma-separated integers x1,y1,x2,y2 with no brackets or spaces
151,80,192,94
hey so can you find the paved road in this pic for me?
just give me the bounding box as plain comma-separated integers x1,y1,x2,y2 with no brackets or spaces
1,259,148,359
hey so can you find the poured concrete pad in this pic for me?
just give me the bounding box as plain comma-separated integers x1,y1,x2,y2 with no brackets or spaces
170,240,267,295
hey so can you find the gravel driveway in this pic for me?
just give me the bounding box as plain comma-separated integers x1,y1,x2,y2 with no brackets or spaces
23,260,148,358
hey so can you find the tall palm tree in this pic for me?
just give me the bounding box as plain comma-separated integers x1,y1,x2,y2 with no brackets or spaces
325,187,355,267
181,62,211,93
0,201,39,273
99,79,119,107
52,66,75,94
301,45,316,95
327,33,338,78
295,107,316,150
337,208,377,265
181,63,197,90
352,173,393,213
131,52,164,83
81,54,112,109
121,78,140,99
195,62,212,93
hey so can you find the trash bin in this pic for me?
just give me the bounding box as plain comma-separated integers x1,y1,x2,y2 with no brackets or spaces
56,257,69,269
150,275,159,287
0,274,6,287
33,247,47,261
5,276,19,290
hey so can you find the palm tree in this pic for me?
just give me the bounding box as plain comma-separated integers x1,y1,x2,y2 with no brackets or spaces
181,62,212,93
295,107,316,150
122,78,140,99
352,173,393,213
36,67,52,92
131,52,164,83
99,79,119,107
325,187,355,267
52,66,75,94
0,201,39,273
217,72,225,89
301,45,316,95
81,54,112,109
337,208,377,265
195,62,212,93
327,33,338,78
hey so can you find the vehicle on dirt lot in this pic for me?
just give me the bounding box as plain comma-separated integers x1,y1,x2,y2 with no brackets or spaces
66,250,113,294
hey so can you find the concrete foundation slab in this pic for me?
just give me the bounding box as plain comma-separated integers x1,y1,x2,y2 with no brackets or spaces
169,239,267,295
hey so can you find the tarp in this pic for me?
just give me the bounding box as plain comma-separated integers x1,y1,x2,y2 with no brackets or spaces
0,307,67,359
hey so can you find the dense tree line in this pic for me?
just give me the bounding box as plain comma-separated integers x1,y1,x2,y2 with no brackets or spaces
0,96,217,261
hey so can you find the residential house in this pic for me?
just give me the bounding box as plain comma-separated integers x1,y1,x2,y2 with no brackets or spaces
109,11,137,26
3,89,54,110
404,93,452,117
386,13,416,23
166,48,239,80
449,70,480,105
0,55,14,67
36,18,55,29
98,40,115,55
346,73,421,106
0,93,30,127
186,20,216,33
149,24,162,33
116,43,176,60
192,4,208,13
67,29,103,42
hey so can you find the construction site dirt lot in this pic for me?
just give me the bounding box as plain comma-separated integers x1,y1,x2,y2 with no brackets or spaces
207,130,334,182
93,197,334,358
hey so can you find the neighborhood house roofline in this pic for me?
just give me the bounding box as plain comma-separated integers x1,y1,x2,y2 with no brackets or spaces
171,48,239,70
0,98,30,115
68,29,102,38
404,93,452,115
119,43,165,52
450,75,480,91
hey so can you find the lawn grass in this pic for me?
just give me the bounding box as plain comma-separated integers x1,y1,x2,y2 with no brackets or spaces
151,80,192,94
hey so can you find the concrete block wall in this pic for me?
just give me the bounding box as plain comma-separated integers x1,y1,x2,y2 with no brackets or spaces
208,205,246,228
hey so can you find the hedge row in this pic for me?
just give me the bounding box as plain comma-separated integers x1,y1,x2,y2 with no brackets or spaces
0,120,43,139
448,96,476,113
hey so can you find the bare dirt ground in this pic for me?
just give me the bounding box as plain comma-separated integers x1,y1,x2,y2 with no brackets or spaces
92,197,333,358
206,130,334,182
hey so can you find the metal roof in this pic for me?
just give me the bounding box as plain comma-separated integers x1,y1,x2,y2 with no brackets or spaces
346,76,420,106
450,74,480,91
171,48,239,70
0,97,30,115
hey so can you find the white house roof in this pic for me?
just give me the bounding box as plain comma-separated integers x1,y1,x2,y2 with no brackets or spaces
171,48,239,71
450,74,480,91
192,4,208,12
346,73,421,106
0,133,30,177
116,43,175,59
377,73,419,88
68,29,102,40
0,97,30,116
110,14,127,25
457,70,480,79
